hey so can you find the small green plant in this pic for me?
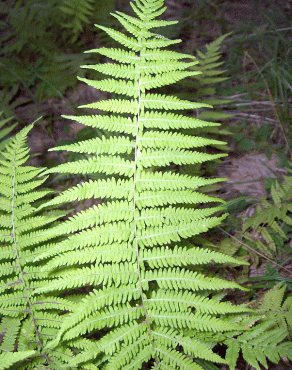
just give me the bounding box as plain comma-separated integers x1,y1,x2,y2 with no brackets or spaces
176,33,234,139
174,33,235,179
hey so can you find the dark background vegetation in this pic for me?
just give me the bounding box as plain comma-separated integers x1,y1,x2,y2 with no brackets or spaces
0,1,292,369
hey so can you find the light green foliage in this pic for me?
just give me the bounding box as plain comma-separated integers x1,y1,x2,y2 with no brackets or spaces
32,1,251,368
0,125,82,369
225,282,292,370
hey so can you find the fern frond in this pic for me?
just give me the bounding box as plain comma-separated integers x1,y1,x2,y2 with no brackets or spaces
148,290,251,315
142,93,211,110
50,155,135,177
0,125,83,368
225,324,292,370
140,245,247,268
141,268,244,292
38,1,250,368
138,131,226,149
224,283,292,370
259,282,292,335
241,174,292,259
62,114,137,135
78,77,138,97
193,34,231,89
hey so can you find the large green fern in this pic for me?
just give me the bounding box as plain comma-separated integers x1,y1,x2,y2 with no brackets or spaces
29,1,252,368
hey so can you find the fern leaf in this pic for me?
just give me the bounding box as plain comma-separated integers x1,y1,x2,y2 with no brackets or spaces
139,131,226,149
95,25,142,51
155,344,203,370
153,327,226,363
141,245,247,269
38,1,249,368
87,47,139,64
136,173,227,191
141,268,244,292
80,98,139,114
0,125,83,368
83,63,137,80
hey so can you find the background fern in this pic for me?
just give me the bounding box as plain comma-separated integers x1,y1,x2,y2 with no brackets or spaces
219,167,292,268
224,282,292,370
243,172,292,261
171,34,234,180
0,0,117,119
59,0,95,40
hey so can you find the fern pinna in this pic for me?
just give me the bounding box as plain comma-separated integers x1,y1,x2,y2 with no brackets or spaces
35,0,249,368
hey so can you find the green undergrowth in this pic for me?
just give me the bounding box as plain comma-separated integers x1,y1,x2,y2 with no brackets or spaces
0,0,118,120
